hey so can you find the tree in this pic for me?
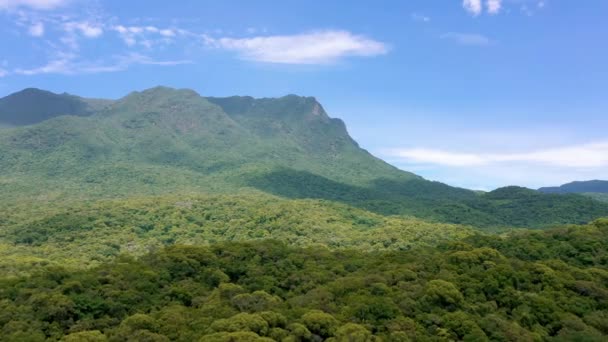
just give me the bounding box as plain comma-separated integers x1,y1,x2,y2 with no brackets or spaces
335,323,373,341
301,310,339,338
422,280,464,309
62,330,108,342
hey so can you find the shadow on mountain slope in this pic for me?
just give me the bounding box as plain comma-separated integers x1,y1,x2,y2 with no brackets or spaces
246,168,608,229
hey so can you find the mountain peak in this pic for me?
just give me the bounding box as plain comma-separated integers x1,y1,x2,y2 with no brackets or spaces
0,88,92,126
13,87,55,95
207,93,329,122
122,86,201,100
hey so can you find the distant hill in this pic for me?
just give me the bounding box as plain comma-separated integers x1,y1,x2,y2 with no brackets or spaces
539,180,608,203
0,88,111,126
1,86,607,228
539,180,608,194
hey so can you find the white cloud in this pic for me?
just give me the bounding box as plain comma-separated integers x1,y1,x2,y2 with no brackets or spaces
441,32,492,46
159,29,175,37
14,53,191,76
389,149,485,167
112,25,183,47
464,0,545,16
14,53,75,75
63,21,103,38
386,141,608,168
208,30,388,64
0,68,7,77
28,22,44,36
463,0,482,16
0,0,70,10
487,0,502,14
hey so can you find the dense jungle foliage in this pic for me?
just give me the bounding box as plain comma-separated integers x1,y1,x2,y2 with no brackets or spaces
0,194,473,277
1,219,607,341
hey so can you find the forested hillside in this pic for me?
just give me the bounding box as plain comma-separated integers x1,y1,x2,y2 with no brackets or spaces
586,193,608,203
0,193,473,277
1,87,607,229
1,219,607,341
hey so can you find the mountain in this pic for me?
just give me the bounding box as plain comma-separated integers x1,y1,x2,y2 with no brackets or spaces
539,180,608,194
0,88,111,126
539,180,608,203
0,86,415,197
1,86,607,228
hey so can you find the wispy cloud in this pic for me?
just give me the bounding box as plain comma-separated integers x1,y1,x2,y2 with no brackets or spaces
385,141,608,168
112,25,188,47
207,30,389,64
0,68,7,77
14,53,191,76
63,21,103,38
4,1,389,75
463,0,483,16
441,32,492,46
464,0,545,16
520,1,547,16
28,22,45,36
0,0,70,10
487,0,502,14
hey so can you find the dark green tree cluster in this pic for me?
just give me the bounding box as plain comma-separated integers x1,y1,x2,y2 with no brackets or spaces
1,219,607,341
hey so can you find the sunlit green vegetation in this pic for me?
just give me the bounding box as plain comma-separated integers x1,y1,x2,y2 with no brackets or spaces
0,193,473,277
1,219,606,341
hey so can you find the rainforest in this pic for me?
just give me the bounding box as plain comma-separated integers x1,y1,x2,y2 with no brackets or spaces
0,86,606,341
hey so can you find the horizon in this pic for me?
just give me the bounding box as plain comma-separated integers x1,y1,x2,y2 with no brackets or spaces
1,0,607,189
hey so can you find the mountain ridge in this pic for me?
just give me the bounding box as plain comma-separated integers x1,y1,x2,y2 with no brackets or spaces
1,86,607,228
539,180,608,203
539,180,608,194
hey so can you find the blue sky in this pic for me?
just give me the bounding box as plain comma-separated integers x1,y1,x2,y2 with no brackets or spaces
1,0,607,190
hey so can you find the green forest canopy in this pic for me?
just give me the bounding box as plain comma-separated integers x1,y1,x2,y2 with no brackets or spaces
1,219,607,341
